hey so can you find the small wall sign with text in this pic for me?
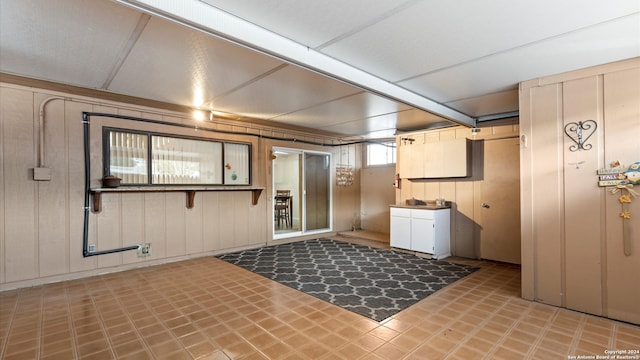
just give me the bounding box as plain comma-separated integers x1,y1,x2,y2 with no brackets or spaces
598,161,639,256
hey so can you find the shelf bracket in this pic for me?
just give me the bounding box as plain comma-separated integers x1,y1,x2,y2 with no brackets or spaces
92,192,102,213
251,188,263,205
186,190,196,209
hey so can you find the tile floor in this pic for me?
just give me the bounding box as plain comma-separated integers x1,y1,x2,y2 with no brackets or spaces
0,237,638,360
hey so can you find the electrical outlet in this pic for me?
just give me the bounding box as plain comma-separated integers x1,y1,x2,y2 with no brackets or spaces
88,244,96,253
137,243,151,257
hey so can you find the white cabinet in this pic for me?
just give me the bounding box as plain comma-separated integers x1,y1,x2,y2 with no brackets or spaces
390,207,451,259
390,208,411,250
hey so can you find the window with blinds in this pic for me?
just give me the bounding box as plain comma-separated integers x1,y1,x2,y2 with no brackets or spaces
103,128,250,186
366,141,396,166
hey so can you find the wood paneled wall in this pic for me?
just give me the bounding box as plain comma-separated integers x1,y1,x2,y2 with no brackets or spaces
520,58,640,324
395,121,520,258
360,164,395,234
0,82,360,290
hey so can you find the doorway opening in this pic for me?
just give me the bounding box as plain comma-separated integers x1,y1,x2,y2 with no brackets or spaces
272,147,332,239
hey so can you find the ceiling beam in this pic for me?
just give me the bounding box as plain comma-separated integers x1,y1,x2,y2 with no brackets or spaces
114,0,476,128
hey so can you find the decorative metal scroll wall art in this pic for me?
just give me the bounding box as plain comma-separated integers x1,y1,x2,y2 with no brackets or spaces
564,120,597,151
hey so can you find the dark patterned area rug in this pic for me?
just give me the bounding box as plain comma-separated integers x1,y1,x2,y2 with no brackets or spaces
216,238,479,321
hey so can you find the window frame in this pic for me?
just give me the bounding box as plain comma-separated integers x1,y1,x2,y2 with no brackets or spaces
365,141,396,167
102,127,251,186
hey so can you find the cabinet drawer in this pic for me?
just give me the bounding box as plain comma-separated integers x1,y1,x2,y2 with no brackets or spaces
390,207,411,217
411,209,434,220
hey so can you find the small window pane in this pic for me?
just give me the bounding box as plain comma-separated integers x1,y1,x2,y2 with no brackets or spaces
109,131,148,184
224,143,250,184
367,142,396,166
151,136,222,184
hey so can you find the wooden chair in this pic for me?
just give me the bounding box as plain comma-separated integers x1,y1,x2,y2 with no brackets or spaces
274,190,291,227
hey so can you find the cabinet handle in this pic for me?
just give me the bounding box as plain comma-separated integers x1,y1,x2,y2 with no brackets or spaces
481,203,490,208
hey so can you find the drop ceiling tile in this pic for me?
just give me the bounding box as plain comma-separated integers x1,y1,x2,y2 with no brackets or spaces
108,17,286,108
320,0,640,81
399,14,640,103
320,119,398,139
211,63,361,120
318,111,400,133
199,0,414,48
273,92,413,127
0,0,142,88
445,90,518,117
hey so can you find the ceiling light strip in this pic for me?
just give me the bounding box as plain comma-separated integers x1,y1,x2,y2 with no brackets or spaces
114,0,476,127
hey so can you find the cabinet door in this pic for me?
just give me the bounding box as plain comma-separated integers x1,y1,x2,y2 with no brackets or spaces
432,210,451,259
398,135,423,178
442,138,470,177
390,215,411,250
423,138,470,178
423,141,444,178
411,217,435,254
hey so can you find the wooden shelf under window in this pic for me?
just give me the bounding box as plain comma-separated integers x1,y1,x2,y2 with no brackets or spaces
90,186,264,213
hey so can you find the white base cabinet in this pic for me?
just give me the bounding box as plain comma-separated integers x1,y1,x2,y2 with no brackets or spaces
390,207,451,259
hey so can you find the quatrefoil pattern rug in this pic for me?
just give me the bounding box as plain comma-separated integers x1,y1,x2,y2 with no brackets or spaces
216,238,479,321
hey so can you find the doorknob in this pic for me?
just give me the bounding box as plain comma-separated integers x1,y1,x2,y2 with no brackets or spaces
481,203,490,208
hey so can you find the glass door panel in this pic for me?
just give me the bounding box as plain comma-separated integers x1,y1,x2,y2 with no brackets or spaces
273,149,301,236
304,153,331,231
272,148,332,239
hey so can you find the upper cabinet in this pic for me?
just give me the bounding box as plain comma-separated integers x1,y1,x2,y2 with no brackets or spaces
399,137,471,179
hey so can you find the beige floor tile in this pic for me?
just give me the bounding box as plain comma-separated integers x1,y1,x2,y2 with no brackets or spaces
0,238,638,360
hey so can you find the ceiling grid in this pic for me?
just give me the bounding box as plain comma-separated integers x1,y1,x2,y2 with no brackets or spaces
1,0,638,138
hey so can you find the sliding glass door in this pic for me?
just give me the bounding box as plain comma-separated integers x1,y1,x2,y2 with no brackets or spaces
272,148,331,239
304,153,330,231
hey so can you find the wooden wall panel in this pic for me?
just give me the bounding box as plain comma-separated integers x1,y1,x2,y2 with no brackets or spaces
202,192,220,252
96,194,123,268
562,76,603,315
121,194,144,264
233,192,250,248
185,196,204,255
247,192,266,247
520,85,534,300
144,193,167,259
423,182,439,201
454,182,476,259
36,96,68,277
0,81,356,289
520,58,640,324
603,67,640,324
439,182,457,255
411,182,426,203
218,192,236,250
335,144,362,232
68,101,96,273
530,84,563,306
0,89,4,283
360,165,394,234
3,87,38,282
165,193,186,257
471,139,483,260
